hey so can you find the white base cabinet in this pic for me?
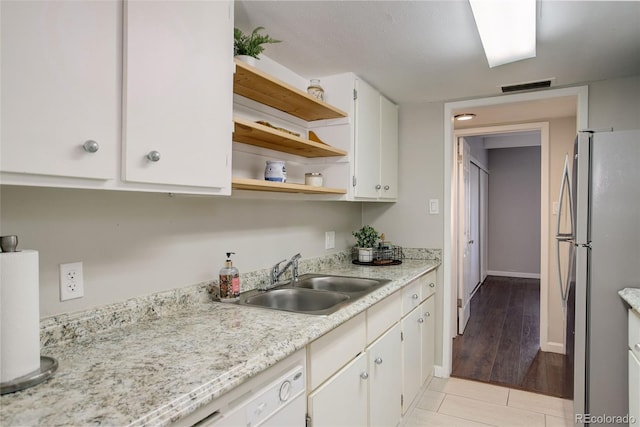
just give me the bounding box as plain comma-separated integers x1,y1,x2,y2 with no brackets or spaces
629,309,640,425
368,323,402,427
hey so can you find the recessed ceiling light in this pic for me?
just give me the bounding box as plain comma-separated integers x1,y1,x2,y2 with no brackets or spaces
454,113,476,121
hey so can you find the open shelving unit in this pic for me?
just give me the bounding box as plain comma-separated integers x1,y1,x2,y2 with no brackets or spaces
232,59,349,195
233,118,347,158
231,178,347,195
233,59,348,121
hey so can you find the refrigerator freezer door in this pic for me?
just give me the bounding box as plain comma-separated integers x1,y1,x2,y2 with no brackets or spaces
574,130,640,422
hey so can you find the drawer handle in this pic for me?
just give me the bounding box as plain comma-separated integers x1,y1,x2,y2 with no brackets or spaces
418,318,424,324
82,140,99,153
412,294,419,300
375,357,383,365
429,283,435,288
360,372,369,380
635,343,640,352
147,151,161,162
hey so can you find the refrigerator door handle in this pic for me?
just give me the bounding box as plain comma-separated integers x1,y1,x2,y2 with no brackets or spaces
555,154,575,312
555,154,574,241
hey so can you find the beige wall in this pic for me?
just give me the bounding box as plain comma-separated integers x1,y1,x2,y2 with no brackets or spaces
0,186,361,317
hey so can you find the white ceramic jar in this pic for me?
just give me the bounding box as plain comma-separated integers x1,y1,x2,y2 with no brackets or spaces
304,172,323,187
264,161,286,182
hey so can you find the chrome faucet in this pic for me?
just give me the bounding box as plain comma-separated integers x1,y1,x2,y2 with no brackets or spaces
270,253,302,287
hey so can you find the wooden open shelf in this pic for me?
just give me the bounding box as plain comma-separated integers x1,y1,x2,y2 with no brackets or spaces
233,118,347,158
232,178,347,195
234,59,348,121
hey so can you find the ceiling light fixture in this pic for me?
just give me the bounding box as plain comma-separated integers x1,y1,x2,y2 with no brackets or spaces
469,0,537,68
454,113,476,121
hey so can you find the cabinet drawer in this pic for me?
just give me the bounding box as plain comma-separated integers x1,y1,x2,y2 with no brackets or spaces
309,312,366,390
402,279,422,316
421,270,437,300
630,309,640,359
367,291,401,345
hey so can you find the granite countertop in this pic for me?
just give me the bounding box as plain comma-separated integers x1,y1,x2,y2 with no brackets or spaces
0,259,438,427
619,288,640,313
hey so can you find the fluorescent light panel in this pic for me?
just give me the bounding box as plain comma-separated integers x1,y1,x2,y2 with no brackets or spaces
469,0,536,68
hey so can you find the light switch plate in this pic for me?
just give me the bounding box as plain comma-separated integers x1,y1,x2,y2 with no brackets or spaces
325,231,335,249
429,199,439,214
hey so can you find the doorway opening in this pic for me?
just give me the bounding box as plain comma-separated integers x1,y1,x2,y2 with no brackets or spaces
440,86,588,394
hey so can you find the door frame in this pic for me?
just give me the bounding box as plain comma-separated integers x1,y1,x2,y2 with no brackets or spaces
438,85,589,377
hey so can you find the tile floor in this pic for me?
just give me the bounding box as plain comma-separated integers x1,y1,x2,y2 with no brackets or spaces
403,377,574,427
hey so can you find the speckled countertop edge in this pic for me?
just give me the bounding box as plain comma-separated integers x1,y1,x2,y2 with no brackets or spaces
1,257,439,427
619,288,640,313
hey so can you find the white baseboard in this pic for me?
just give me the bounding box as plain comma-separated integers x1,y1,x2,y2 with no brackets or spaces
542,341,565,354
433,365,449,378
486,270,541,279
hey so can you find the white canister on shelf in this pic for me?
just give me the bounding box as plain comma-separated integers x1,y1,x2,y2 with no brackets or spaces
264,161,286,182
305,172,323,187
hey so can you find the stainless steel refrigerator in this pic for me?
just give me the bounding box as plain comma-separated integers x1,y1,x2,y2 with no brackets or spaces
556,129,640,425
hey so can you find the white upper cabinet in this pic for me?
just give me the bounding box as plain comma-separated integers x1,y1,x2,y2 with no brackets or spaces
353,79,399,201
354,79,382,199
1,0,120,180
123,0,233,190
379,95,399,200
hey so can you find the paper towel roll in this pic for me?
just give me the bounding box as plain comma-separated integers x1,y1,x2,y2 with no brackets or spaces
1,250,40,383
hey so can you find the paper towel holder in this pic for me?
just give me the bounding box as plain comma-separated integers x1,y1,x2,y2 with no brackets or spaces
0,356,58,395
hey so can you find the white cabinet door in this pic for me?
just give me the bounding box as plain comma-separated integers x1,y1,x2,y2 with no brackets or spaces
379,95,398,200
354,79,381,199
401,306,422,414
421,296,436,385
1,0,119,180
123,0,232,189
308,352,368,427
368,323,402,427
630,350,640,426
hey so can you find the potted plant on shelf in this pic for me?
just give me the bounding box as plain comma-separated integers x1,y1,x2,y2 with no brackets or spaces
234,26,281,66
352,225,381,263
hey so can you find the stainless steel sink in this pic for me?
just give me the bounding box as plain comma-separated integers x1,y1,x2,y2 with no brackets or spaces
237,274,391,315
292,274,390,293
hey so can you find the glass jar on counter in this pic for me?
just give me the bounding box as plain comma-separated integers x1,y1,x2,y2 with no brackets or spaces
307,79,324,101
305,172,323,187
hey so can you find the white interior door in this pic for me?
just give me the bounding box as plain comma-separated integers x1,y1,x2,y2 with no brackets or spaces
457,138,472,334
469,163,481,292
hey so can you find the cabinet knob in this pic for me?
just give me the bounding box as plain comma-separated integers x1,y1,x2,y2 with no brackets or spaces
375,357,383,365
375,184,382,190
384,185,390,190
418,317,425,323
360,372,369,380
82,140,99,153
429,283,435,288
147,151,161,162
635,343,640,352
425,312,431,317
412,294,419,300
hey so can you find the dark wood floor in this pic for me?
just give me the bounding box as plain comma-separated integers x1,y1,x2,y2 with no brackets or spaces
452,276,573,399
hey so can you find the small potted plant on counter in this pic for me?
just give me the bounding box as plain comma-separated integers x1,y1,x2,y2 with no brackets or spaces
234,26,281,66
353,225,381,263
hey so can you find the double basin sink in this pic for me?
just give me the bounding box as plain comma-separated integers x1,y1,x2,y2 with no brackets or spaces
237,274,391,315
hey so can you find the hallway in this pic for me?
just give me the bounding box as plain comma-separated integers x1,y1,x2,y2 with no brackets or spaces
451,276,572,398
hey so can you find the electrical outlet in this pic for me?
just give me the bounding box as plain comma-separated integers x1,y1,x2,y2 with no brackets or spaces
59,262,84,301
325,231,335,249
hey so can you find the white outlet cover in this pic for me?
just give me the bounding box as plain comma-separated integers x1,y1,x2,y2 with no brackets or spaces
429,199,440,214
59,262,84,301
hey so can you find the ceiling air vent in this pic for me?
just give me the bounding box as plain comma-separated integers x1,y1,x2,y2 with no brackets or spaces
501,78,553,93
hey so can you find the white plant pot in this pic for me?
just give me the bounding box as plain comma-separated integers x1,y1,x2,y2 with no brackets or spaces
235,55,257,67
358,247,374,263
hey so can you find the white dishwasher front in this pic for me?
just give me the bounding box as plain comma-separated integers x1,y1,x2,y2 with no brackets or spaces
208,364,305,427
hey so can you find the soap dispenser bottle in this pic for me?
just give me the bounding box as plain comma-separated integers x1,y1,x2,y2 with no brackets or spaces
219,252,240,302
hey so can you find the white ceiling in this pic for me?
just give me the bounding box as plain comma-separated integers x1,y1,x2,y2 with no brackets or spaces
235,1,640,110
